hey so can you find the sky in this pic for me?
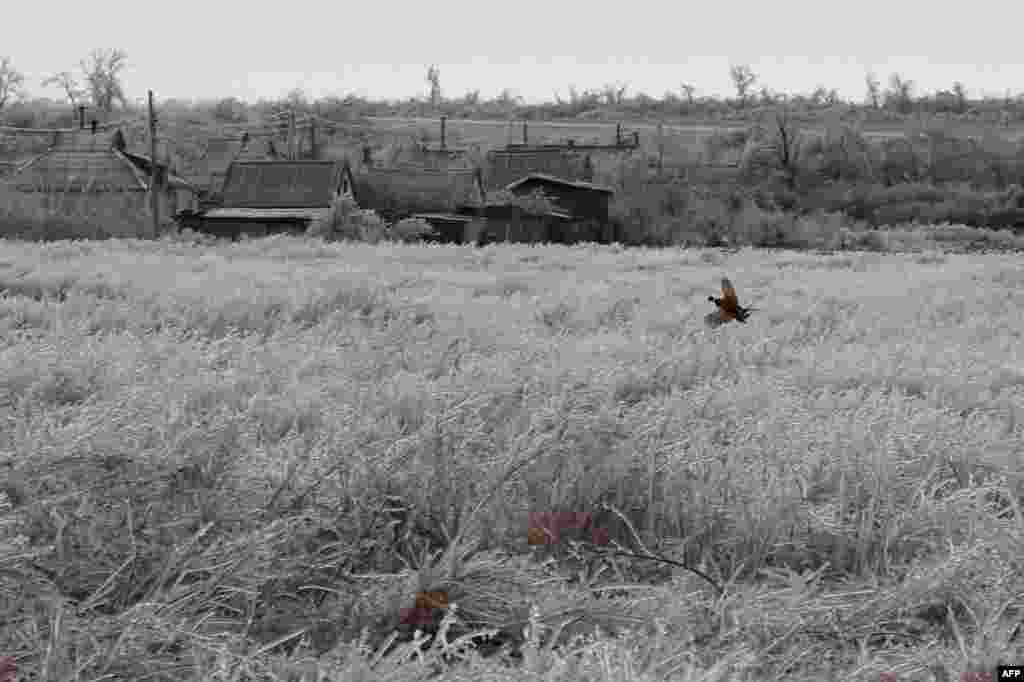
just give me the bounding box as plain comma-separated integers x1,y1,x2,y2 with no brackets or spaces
6,0,1024,106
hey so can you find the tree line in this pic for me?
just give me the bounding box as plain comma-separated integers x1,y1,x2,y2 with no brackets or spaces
1,54,1023,127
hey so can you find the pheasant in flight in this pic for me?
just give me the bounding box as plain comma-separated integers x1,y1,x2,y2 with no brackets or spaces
705,277,757,327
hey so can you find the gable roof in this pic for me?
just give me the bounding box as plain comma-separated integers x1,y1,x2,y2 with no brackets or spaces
8,146,151,192
353,166,485,215
505,173,614,194
188,136,278,194
120,151,195,192
220,160,344,208
7,134,194,194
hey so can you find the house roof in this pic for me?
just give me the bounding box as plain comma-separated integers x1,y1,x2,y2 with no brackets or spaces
8,147,151,192
190,137,277,193
120,151,195,191
354,166,485,214
505,173,614,194
49,130,121,152
7,140,195,193
201,207,330,221
220,160,344,208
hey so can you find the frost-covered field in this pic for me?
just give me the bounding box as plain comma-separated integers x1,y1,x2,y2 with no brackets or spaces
1,236,1021,681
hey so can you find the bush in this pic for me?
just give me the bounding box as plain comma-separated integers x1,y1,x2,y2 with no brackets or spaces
307,196,438,243
391,218,438,242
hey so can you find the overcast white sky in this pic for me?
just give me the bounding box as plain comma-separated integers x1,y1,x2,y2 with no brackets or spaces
7,0,1024,105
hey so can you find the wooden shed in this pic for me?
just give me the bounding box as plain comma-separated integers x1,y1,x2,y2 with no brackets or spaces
189,160,353,240
505,173,614,223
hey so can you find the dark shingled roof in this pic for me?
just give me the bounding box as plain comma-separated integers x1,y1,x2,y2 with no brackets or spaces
353,167,485,216
220,160,345,208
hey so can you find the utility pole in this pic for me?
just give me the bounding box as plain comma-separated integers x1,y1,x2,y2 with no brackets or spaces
288,109,296,160
657,122,664,177
148,90,159,239
312,102,321,160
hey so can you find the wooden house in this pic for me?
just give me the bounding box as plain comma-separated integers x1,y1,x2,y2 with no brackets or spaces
4,127,197,228
186,160,353,240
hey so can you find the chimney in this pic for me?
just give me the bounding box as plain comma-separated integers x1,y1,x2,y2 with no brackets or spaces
440,115,447,150
78,105,86,130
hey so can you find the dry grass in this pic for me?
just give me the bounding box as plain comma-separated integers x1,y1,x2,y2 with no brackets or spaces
0,235,1022,681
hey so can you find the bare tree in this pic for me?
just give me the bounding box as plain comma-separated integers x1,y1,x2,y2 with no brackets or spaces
679,82,697,105
0,56,25,112
744,105,804,191
865,71,881,109
286,87,309,111
496,88,522,106
81,49,128,113
426,65,441,107
885,73,914,114
729,64,757,107
601,81,629,105
42,70,86,106
951,81,967,114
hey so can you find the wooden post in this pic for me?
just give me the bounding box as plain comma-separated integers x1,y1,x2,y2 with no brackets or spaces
440,115,447,150
148,90,159,239
522,120,527,145
288,109,296,160
310,116,317,159
616,123,621,145
656,123,664,177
